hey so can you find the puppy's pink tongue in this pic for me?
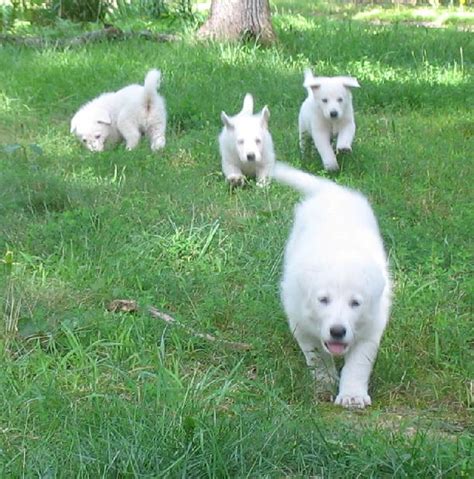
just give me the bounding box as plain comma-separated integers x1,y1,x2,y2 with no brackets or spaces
326,342,346,355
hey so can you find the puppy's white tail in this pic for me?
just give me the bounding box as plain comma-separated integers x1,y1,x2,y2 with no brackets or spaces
143,69,161,101
303,68,315,88
272,162,333,196
240,93,254,115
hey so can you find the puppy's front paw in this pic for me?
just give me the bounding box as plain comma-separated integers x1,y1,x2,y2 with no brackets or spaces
334,393,371,409
323,161,340,172
227,174,246,188
336,146,352,154
256,176,270,188
151,137,166,151
125,142,139,151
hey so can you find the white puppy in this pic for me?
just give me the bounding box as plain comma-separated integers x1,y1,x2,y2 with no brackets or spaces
299,69,360,171
272,162,391,408
71,69,166,152
219,93,275,187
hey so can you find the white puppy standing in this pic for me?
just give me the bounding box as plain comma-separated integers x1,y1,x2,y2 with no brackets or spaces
272,162,391,408
71,69,166,152
299,69,360,171
219,94,275,187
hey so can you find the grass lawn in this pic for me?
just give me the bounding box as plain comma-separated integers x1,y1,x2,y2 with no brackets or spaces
0,1,473,477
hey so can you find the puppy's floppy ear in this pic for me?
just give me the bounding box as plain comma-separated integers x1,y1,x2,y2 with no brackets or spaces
307,80,323,95
363,263,386,301
97,110,112,125
260,106,270,128
342,77,360,89
221,112,234,130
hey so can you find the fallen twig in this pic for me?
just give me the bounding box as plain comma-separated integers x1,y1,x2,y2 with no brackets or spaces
148,306,252,351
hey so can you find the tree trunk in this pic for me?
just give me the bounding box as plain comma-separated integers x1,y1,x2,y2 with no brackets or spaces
198,0,276,44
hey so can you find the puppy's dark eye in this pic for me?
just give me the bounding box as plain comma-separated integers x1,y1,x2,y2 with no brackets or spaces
322,98,328,104
337,97,343,103
319,296,330,305
95,134,101,139
237,139,244,145
350,299,360,308
255,138,261,145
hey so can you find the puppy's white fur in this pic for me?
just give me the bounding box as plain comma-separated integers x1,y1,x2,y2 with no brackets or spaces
219,94,275,187
273,162,391,408
71,69,166,152
299,69,360,171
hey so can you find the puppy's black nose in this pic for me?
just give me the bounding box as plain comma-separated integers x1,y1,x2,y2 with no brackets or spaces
330,325,346,339
330,110,338,119
246,153,256,161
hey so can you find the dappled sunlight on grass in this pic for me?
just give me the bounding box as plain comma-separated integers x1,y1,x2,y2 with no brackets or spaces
274,12,317,33
354,6,474,28
348,58,467,85
65,165,127,189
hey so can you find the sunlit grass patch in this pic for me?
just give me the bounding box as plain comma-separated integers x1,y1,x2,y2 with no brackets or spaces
354,6,474,29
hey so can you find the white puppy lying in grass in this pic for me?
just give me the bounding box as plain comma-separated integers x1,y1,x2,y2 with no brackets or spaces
219,93,275,187
299,69,360,171
272,162,391,408
71,69,166,152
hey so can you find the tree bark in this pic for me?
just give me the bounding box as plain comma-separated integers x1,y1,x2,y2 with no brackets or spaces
198,0,276,44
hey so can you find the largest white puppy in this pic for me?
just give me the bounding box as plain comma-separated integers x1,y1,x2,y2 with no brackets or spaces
71,69,166,152
299,69,359,171
273,162,391,408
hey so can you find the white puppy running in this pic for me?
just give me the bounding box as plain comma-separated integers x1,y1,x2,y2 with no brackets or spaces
299,69,360,171
219,93,275,187
71,69,166,152
272,162,391,408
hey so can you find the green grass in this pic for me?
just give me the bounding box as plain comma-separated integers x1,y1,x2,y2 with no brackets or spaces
353,6,474,29
273,1,474,28
0,2,473,477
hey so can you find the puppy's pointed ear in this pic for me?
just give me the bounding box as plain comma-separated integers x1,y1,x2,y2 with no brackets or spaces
260,106,270,128
342,77,360,89
221,112,234,130
97,110,112,125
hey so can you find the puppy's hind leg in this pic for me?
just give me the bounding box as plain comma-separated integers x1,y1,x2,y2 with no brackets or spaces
147,105,167,151
148,120,166,151
299,130,311,159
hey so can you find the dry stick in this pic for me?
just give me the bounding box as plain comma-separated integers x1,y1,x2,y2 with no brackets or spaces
148,306,251,351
